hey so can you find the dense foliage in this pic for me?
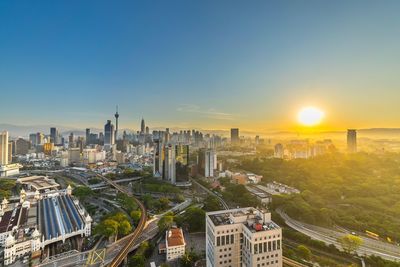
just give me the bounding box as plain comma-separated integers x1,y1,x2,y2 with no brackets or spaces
94,212,132,239
242,153,400,242
222,183,261,207
175,207,206,232
128,241,154,267
0,179,16,199
72,186,94,201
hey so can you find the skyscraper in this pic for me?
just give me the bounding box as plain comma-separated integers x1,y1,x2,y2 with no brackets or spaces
274,143,284,158
141,118,145,134
69,132,74,147
153,139,164,178
205,149,216,178
36,132,44,145
231,128,239,144
347,129,357,153
50,127,58,144
29,133,37,146
114,106,119,142
104,120,115,150
164,144,176,184
0,131,9,165
175,144,189,182
85,128,91,144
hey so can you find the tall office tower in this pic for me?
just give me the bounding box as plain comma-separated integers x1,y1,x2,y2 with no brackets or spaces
274,143,284,158
15,138,30,155
165,128,170,143
141,118,145,134
145,126,150,135
0,131,9,165
205,149,216,178
175,144,189,182
8,142,12,163
36,132,44,145
104,120,115,150
255,135,260,145
347,129,357,153
50,127,58,144
99,132,104,144
85,128,91,144
29,133,37,146
153,139,164,177
114,106,119,142
69,132,74,147
231,128,239,144
206,207,282,267
164,144,176,184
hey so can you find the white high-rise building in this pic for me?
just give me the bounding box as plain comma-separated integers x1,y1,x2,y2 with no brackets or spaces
164,145,176,184
205,149,216,178
0,131,9,165
0,131,20,177
206,207,282,267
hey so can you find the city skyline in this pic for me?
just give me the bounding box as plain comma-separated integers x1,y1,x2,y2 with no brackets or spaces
1,1,400,131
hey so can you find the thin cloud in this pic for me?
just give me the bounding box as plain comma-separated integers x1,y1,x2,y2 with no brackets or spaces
177,104,235,120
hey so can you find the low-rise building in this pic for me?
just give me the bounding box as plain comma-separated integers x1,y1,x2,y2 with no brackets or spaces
166,227,186,261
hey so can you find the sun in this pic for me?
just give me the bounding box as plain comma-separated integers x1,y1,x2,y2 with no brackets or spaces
298,107,325,126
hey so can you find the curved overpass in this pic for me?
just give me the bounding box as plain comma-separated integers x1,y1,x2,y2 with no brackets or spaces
96,174,147,267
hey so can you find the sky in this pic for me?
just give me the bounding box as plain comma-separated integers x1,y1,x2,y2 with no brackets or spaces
1,0,400,133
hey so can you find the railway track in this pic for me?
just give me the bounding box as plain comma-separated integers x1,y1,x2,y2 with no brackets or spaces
192,177,308,267
283,256,309,267
96,174,147,267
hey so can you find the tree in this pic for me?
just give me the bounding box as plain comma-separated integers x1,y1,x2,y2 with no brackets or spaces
338,234,363,254
158,197,170,211
180,250,200,267
118,220,132,236
158,215,174,231
128,255,145,267
72,186,93,201
203,195,221,211
296,245,312,261
95,219,118,238
184,207,206,232
130,210,142,225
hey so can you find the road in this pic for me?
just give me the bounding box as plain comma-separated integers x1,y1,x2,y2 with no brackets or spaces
191,178,307,267
277,208,400,262
37,191,192,267
97,173,148,267
190,178,229,209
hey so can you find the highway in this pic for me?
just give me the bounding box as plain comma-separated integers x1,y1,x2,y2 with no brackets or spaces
191,177,308,267
277,208,400,262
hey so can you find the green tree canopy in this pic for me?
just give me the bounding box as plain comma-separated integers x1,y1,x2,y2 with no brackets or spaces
338,234,363,254
296,245,312,261
158,215,174,232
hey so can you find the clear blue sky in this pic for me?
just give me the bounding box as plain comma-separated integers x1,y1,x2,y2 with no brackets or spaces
1,0,400,132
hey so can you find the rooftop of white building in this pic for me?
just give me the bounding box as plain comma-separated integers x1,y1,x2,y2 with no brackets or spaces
207,207,280,233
